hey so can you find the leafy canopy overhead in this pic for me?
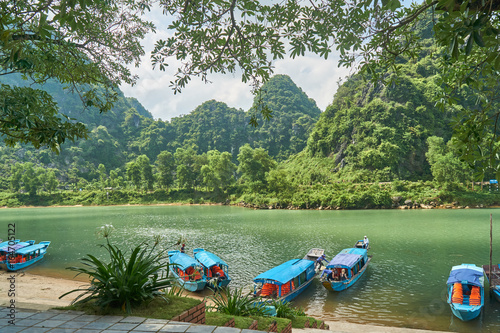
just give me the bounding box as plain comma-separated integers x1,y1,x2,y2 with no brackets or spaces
152,0,500,172
0,0,154,151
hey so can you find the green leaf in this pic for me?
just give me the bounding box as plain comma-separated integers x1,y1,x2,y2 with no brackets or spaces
472,30,485,47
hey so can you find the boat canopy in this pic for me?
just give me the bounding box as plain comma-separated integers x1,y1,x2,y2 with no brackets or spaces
447,264,484,287
168,251,201,270
194,249,228,268
326,248,368,269
0,240,18,248
16,243,47,255
254,259,314,285
0,242,30,252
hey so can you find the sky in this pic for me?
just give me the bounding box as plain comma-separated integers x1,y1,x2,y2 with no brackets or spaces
119,9,352,122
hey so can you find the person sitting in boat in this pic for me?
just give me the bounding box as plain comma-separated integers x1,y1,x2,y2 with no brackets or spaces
315,254,328,270
363,236,369,249
325,269,336,282
340,269,348,281
180,243,186,253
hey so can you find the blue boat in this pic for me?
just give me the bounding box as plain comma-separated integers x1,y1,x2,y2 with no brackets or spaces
447,264,484,321
168,250,207,292
193,248,231,289
0,240,34,265
482,264,500,303
321,247,371,291
252,250,319,303
1,241,50,271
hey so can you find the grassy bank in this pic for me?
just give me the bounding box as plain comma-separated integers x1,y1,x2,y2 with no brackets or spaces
1,181,499,209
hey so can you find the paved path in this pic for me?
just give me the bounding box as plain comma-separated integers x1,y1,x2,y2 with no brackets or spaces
0,308,264,333
0,307,450,333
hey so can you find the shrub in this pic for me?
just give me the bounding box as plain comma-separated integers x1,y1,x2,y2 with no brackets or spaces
268,300,305,319
60,231,173,313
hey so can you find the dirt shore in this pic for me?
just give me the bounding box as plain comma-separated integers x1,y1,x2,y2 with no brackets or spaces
0,271,450,333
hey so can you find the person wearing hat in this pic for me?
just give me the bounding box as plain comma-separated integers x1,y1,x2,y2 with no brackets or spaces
363,235,369,249
315,253,328,270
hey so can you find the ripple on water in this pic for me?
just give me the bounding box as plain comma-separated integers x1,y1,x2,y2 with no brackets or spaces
2,206,500,332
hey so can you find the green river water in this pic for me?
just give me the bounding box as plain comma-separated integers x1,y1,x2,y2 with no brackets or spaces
1,205,499,332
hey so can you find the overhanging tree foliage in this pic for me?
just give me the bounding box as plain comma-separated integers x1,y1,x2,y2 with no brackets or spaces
151,0,500,177
0,0,154,151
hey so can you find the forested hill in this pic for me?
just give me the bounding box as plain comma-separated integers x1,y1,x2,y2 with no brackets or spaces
0,73,321,189
298,42,455,183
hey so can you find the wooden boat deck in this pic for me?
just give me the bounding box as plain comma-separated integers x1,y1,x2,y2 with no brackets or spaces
482,265,500,288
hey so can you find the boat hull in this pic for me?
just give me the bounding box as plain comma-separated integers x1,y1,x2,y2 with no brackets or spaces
493,287,500,303
450,304,483,321
322,257,371,291
279,275,315,302
171,271,207,292
2,254,46,271
207,277,231,289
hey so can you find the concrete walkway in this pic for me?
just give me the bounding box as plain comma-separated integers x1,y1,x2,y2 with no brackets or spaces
0,307,451,333
0,307,263,333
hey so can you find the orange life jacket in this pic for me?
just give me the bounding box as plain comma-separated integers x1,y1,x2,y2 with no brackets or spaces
451,283,463,304
261,283,277,297
469,286,481,306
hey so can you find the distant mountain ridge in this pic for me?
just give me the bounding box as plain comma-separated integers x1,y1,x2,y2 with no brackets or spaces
0,73,322,185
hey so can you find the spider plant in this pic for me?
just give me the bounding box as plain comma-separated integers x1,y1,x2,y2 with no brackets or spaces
60,239,173,313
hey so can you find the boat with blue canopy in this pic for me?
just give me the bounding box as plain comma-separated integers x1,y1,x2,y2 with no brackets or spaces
193,248,231,289
447,264,484,321
0,240,34,266
252,249,321,304
320,247,371,291
168,250,207,292
1,241,50,271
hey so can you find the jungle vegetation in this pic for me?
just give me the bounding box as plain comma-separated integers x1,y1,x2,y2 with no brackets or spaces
0,22,499,209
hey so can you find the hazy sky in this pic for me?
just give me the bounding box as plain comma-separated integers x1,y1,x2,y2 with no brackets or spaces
119,9,351,121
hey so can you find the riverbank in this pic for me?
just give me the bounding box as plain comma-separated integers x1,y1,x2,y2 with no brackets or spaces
0,271,450,333
1,181,500,211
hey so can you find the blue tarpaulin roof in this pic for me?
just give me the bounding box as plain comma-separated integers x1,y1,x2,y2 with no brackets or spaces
254,259,314,285
168,251,200,270
326,248,368,269
16,243,48,255
194,249,228,268
446,264,484,287
0,242,30,252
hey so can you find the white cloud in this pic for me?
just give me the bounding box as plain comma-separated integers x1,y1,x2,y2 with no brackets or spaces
119,9,351,121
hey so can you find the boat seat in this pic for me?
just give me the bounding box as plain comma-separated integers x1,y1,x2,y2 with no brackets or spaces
451,283,463,304
469,286,481,306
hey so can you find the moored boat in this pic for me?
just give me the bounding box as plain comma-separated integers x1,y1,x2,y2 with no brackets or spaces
168,250,207,292
482,264,500,303
0,240,34,266
193,248,231,289
447,264,484,321
320,247,371,291
252,249,321,303
2,241,50,271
